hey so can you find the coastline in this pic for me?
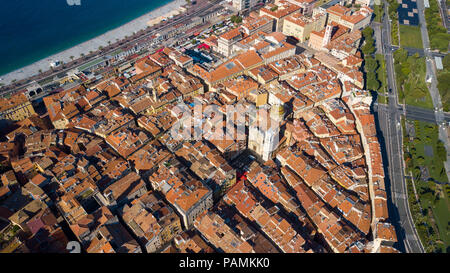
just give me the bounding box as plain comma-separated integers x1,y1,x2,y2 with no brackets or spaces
0,0,185,85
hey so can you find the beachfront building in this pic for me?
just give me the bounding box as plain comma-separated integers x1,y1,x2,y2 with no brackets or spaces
233,0,265,11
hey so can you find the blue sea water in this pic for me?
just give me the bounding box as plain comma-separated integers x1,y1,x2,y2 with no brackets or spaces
0,0,172,76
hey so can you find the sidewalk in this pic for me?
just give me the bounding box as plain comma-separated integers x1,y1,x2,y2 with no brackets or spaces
0,0,185,86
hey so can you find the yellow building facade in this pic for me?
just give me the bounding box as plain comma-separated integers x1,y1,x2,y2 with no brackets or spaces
0,93,36,122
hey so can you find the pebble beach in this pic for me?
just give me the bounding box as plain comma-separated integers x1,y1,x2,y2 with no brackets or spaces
0,0,185,85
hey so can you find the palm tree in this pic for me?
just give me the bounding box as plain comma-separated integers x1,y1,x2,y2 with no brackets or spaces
70,56,74,61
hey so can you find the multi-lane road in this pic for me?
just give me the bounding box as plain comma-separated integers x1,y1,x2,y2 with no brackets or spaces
376,0,450,252
374,1,426,253
438,0,450,34
376,103,450,124
400,46,446,58
0,0,222,98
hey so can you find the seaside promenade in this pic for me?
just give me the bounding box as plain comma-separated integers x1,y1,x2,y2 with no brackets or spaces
0,0,185,86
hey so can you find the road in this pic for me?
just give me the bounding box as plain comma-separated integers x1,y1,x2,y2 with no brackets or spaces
400,46,446,58
375,103,450,124
0,0,222,98
374,1,425,253
416,0,450,187
438,0,450,34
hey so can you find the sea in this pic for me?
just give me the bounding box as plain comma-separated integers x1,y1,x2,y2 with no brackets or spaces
0,0,173,76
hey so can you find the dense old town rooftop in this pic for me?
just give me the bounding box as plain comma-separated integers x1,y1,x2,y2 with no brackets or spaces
0,1,399,253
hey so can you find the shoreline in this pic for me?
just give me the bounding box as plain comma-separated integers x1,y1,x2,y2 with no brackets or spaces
0,0,185,85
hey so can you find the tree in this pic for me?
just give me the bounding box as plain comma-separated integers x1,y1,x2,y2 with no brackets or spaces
230,15,243,24
70,56,74,61
436,140,447,162
362,27,374,38
437,72,450,95
394,48,408,63
365,56,378,72
366,72,380,91
362,37,375,56
442,54,450,69
400,63,411,76
415,156,425,166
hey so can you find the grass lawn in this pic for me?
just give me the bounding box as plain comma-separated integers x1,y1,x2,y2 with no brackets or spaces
410,121,448,182
425,0,450,52
415,180,450,253
431,192,450,251
375,54,388,104
403,85,434,109
437,70,450,111
400,80,434,109
377,94,388,104
373,4,384,23
394,49,434,109
376,54,388,91
37,77,54,86
399,25,424,49
391,20,400,46
403,119,450,252
437,55,450,112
